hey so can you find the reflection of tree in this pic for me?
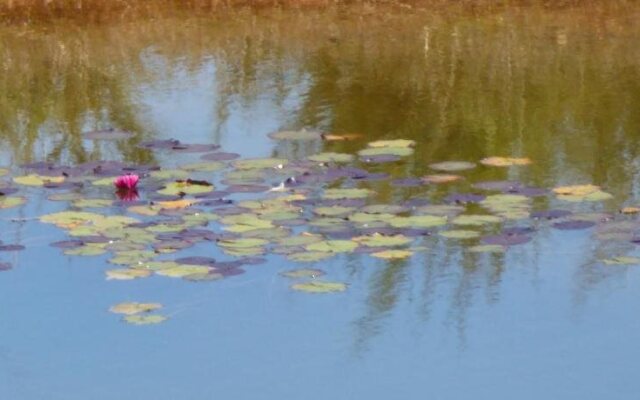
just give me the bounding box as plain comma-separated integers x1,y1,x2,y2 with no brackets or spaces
1,1,640,353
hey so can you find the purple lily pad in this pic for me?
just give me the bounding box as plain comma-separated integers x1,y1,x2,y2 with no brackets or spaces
83,128,133,140
50,240,85,249
76,236,110,244
502,226,535,235
171,143,220,153
0,188,19,196
274,218,308,227
352,172,389,181
139,139,181,149
403,198,431,208
213,207,251,216
194,191,230,199
552,220,596,230
175,256,217,266
0,262,12,271
482,234,531,246
444,193,486,204
0,244,25,251
392,178,424,187
507,186,548,197
225,184,270,193
201,152,240,161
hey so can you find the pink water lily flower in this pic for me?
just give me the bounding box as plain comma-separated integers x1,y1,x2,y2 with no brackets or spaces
114,174,139,190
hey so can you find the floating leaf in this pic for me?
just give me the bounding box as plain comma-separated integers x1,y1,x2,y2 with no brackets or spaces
353,234,412,247
308,152,355,163
0,196,26,209
602,256,640,265
291,281,347,293
358,147,414,157
371,249,413,259
109,302,162,315
181,161,225,172
281,268,325,278
452,214,502,226
367,139,415,148
480,157,532,167
123,314,168,325
429,161,476,172
155,265,211,278
71,198,113,208
287,252,333,262
306,240,358,253
269,130,321,141
468,244,506,253
106,269,152,280
389,215,447,228
323,188,373,200
422,174,462,184
13,174,65,186
158,180,214,196
233,158,287,170
439,230,481,239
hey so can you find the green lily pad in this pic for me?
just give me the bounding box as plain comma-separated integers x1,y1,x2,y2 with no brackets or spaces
108,250,157,266
308,152,355,163
220,214,273,232
184,272,224,282
71,198,113,208
281,268,326,278
123,314,168,325
323,188,373,200
158,181,214,196
218,238,269,248
367,139,415,148
0,196,26,209
439,230,481,239
64,245,107,256
269,130,321,141
155,265,211,278
452,214,503,226
468,245,506,253
358,147,414,157
348,212,396,224
306,240,358,253
429,161,476,172
371,249,413,259
389,215,447,228
352,234,412,247
291,281,347,293
287,252,334,262
233,158,288,170
181,161,225,172
276,234,323,247
13,174,65,186
602,256,640,265
91,176,119,186
109,302,162,315
106,269,152,280
313,207,354,217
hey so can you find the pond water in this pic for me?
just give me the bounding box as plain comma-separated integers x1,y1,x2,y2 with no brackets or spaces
1,2,640,399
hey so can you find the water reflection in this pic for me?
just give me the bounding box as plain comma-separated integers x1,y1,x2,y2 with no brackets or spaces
1,0,640,355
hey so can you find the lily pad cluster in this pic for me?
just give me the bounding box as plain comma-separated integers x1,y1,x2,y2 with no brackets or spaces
1,131,638,313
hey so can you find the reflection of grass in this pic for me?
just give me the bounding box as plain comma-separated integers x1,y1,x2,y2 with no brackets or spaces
1,1,639,347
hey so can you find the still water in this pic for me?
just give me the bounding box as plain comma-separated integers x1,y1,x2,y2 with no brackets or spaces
1,3,640,399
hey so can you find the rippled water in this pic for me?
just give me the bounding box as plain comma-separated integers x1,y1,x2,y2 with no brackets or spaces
1,3,640,399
